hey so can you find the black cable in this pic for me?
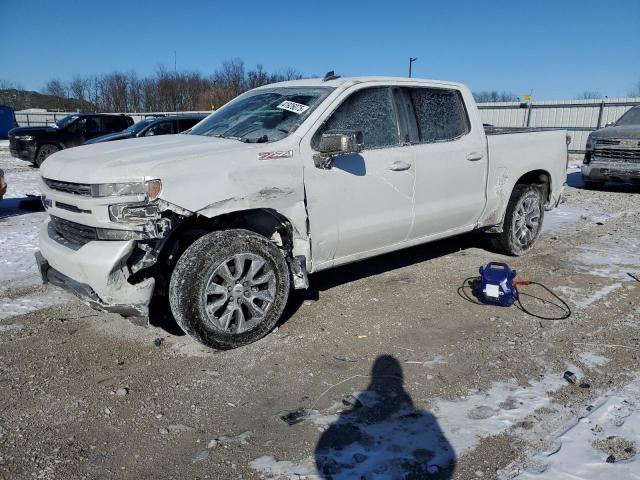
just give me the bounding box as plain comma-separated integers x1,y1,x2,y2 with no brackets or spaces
514,281,571,321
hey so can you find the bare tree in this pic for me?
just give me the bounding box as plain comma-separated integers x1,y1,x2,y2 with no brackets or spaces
29,59,307,112
473,91,519,103
629,80,640,98
576,91,602,100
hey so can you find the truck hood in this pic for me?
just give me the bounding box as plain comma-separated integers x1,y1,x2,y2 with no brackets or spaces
10,126,57,136
592,124,640,139
84,131,133,144
40,134,266,184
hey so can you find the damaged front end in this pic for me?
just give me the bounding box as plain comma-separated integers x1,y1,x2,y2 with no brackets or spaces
37,196,192,319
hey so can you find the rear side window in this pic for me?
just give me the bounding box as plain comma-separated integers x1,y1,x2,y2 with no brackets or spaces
313,87,399,150
102,116,127,132
178,118,201,132
407,88,469,143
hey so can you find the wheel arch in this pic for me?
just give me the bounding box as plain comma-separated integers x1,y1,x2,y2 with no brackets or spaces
152,207,309,297
484,168,551,233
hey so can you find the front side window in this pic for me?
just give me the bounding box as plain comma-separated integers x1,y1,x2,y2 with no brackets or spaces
190,87,333,143
145,121,174,136
313,87,399,150
408,88,469,143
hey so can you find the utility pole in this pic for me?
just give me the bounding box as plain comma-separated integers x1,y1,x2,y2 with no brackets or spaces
409,57,417,78
174,51,177,74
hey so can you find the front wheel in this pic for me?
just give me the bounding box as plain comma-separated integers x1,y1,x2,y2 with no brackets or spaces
490,184,544,256
35,144,60,167
169,229,290,349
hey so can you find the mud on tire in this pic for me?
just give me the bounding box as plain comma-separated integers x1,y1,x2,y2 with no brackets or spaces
169,229,290,349
490,184,544,256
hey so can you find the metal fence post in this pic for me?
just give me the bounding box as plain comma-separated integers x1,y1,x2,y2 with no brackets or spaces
596,100,605,129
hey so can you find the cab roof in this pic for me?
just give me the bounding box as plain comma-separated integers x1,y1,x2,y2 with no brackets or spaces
256,76,467,91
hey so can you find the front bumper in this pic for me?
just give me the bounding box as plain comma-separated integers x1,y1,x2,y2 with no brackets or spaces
581,161,640,184
37,221,155,317
9,138,37,162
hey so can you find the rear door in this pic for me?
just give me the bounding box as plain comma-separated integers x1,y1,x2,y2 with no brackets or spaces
401,86,487,239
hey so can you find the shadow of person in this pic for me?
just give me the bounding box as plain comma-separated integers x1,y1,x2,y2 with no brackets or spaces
315,355,456,479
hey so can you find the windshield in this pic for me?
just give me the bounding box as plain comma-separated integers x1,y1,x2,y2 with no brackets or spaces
616,107,640,126
55,114,80,128
189,87,334,143
124,118,156,134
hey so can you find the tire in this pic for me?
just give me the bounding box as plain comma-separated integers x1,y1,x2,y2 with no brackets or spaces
169,229,290,349
490,184,544,256
582,176,604,189
35,144,60,167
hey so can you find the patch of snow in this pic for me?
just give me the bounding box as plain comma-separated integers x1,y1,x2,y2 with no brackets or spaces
423,354,447,368
574,241,640,282
435,371,567,455
578,352,610,369
250,370,571,479
0,211,47,285
516,377,640,480
0,287,73,321
573,283,622,309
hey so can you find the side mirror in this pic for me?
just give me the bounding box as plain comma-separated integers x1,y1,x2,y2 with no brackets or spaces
605,122,614,127
314,131,363,169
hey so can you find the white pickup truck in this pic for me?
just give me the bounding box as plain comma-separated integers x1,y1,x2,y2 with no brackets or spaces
37,75,568,349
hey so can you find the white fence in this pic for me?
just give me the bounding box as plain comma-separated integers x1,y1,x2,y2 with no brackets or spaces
478,98,640,153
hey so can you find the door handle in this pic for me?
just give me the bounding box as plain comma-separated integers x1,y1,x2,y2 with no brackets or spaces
389,160,411,171
466,152,484,161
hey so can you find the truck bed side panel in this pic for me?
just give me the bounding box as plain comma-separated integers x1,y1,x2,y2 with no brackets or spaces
479,129,567,227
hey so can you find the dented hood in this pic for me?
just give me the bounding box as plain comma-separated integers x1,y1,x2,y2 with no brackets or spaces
39,133,304,213
41,134,262,183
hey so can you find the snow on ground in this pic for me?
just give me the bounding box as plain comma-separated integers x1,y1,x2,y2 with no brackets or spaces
250,369,570,479
516,377,640,480
0,152,73,318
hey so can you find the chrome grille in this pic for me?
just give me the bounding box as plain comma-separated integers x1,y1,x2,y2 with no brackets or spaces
595,138,622,146
593,148,640,163
50,216,98,246
43,178,92,196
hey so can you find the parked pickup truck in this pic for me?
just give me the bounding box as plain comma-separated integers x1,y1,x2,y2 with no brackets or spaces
9,113,134,166
36,76,568,349
582,105,640,188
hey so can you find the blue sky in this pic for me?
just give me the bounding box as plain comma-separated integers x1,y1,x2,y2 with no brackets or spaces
1,0,638,99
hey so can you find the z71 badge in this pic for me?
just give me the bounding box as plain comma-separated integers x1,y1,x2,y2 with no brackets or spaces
258,150,293,160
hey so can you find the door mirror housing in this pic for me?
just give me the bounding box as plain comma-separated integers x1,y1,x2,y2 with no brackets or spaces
314,131,363,169
605,122,615,127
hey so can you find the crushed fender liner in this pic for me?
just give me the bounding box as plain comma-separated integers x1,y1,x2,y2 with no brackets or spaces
35,251,153,317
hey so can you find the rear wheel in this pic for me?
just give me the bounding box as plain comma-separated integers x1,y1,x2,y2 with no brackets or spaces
169,229,290,349
35,144,59,167
490,184,544,256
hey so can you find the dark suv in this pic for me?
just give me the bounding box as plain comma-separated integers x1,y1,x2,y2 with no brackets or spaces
9,113,134,166
84,114,207,144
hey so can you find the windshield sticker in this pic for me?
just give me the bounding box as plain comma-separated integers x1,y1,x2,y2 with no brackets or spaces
276,101,309,114
258,150,293,161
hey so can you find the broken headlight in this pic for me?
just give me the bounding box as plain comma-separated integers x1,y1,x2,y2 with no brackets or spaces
108,202,160,224
91,179,162,200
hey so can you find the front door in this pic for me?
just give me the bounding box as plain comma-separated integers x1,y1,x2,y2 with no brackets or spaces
301,86,415,268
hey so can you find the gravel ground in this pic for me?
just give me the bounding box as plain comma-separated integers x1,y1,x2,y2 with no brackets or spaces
0,151,639,480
